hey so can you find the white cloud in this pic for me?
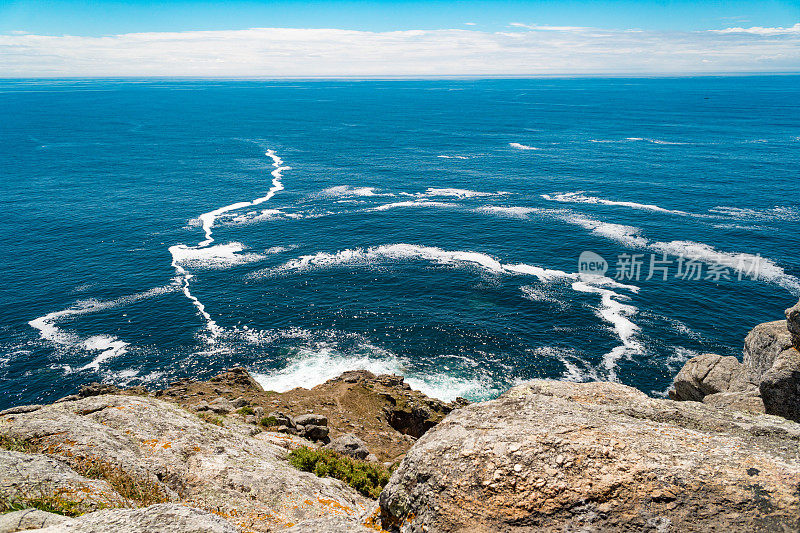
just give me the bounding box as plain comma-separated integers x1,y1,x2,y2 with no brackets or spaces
711,23,800,35
509,22,591,32
464,22,477,26
0,24,798,76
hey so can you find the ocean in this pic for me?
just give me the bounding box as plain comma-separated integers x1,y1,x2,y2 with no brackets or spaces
1,76,798,409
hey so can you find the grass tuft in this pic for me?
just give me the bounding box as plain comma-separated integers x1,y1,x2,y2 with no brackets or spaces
235,406,254,416
0,491,88,517
288,446,391,499
197,412,224,426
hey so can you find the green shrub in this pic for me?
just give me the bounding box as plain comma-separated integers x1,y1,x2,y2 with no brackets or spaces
288,446,390,499
259,416,278,428
236,406,255,416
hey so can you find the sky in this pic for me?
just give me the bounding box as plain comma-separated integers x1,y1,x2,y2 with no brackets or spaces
1,0,799,76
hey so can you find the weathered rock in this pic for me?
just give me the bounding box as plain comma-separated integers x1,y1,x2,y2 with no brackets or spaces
0,405,42,416
0,450,126,514
268,412,294,427
743,320,794,381
702,389,765,414
0,394,370,532
190,401,210,412
231,397,248,408
760,347,800,422
300,424,330,442
0,509,72,532
31,504,237,533
282,517,374,532
324,434,371,460
208,367,264,392
207,397,233,414
78,382,120,397
379,380,800,533
669,353,747,401
293,413,328,427
786,299,800,349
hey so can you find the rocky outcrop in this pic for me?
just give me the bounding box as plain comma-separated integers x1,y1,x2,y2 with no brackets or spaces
668,353,748,401
671,299,800,422
379,380,800,533
0,394,370,532
742,320,794,380
26,504,238,533
323,434,373,461
786,299,800,349
155,368,466,463
0,450,125,515
760,347,800,422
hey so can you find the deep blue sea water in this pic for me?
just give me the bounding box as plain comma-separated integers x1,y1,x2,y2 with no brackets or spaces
1,76,798,409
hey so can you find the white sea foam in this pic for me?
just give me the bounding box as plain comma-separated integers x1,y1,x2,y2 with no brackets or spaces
563,214,649,247
195,150,289,247
170,149,290,337
571,281,643,381
271,244,505,274
541,191,696,217
169,242,266,270
550,211,800,295
29,285,177,345
476,206,542,218
710,205,800,222
251,343,501,401
533,346,601,382
650,240,800,294
78,335,129,371
227,208,304,225
317,185,393,198
29,286,176,371
254,242,641,379
520,285,568,309
371,201,459,212
589,137,687,145
436,155,469,160
509,142,539,150
422,188,501,199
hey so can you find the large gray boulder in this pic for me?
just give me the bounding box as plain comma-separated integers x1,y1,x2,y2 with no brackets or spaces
323,433,371,460
668,353,748,401
379,380,800,532
760,347,800,422
0,394,370,532
30,504,237,533
742,320,794,381
786,299,800,349
701,389,765,414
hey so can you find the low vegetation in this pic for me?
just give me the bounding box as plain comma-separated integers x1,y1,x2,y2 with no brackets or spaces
288,446,391,499
1,433,166,508
197,412,224,426
259,415,278,428
72,457,167,506
236,406,255,416
1,490,87,517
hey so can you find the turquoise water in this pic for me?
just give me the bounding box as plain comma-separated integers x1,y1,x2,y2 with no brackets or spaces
1,76,798,408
